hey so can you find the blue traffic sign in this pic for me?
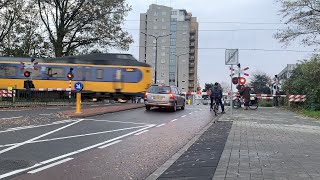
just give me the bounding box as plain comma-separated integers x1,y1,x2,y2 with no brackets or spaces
74,82,83,91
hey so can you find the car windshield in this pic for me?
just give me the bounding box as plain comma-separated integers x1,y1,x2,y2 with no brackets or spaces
148,86,171,94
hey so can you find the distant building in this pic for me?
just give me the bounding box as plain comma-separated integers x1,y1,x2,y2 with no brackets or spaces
139,4,199,92
276,64,297,90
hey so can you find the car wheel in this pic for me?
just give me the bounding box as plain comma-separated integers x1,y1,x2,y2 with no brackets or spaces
181,101,185,110
172,102,177,112
146,106,151,111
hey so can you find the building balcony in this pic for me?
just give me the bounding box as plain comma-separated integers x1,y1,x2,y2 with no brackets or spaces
189,70,195,74
188,84,194,88
190,42,195,47
189,49,195,53
190,36,195,41
189,56,195,60
189,63,195,67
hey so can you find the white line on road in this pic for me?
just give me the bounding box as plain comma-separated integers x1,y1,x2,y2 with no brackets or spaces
46,108,60,110
39,114,52,116
171,119,178,122
189,112,193,115
0,120,77,134
83,119,149,125
181,115,187,118
134,130,149,135
0,119,84,155
1,116,23,120
156,123,166,128
98,140,122,149
27,158,73,174
91,105,99,107
0,125,155,179
0,125,148,148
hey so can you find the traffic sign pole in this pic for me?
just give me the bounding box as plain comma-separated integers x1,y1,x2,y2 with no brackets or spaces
76,92,81,114
230,65,233,116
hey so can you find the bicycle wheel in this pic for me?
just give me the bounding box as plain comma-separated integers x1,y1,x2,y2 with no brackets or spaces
213,104,218,116
233,100,241,109
249,100,259,110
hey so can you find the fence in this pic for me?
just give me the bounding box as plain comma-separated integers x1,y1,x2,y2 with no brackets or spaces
0,89,76,107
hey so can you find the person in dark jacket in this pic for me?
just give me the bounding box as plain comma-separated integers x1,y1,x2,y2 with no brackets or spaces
210,82,225,113
239,84,251,110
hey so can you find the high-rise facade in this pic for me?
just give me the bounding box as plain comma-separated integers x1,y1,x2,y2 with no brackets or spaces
139,4,199,92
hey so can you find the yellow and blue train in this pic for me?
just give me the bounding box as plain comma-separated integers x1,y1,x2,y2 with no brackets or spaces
0,53,152,100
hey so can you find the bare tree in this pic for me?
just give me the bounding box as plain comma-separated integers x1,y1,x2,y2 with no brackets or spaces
275,0,320,46
37,0,133,57
0,0,22,44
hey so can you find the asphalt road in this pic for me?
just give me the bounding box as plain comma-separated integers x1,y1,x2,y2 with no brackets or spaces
0,105,216,180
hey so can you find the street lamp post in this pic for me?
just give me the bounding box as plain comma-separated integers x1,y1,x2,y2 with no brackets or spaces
141,32,171,84
175,53,188,88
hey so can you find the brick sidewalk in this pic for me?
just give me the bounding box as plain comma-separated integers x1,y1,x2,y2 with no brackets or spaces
213,108,320,180
60,103,145,118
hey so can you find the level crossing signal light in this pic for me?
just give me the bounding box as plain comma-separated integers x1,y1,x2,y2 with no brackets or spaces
232,77,238,85
24,71,31,77
239,77,246,85
67,68,74,80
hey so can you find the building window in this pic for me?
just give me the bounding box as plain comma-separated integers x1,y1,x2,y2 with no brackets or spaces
169,65,175,72
182,38,187,42
171,18,177,22
179,11,185,15
161,39,166,43
154,12,158,16
161,18,165,22
161,72,165,77
161,52,165,56
153,39,156,44
183,31,187,35
171,11,177,15
153,47,156,50
170,24,177,30
162,26,166,30
161,46,165,50
162,12,166,16
161,59,165,63
96,69,103,79
153,25,158,29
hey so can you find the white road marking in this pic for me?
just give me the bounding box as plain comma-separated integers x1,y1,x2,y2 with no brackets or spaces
171,119,178,122
0,119,84,155
39,114,52,116
98,140,122,149
0,120,77,134
91,105,99,107
83,119,148,125
1,116,23,120
0,125,155,179
27,158,73,174
0,110,22,112
195,111,198,113
189,112,193,115
134,130,149,136
104,104,110,106
156,123,166,128
0,125,149,148
46,108,60,110
181,115,187,118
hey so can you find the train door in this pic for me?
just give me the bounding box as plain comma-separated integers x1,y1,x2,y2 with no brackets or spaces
112,68,123,93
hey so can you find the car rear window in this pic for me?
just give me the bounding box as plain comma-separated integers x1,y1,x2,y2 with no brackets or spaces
148,86,171,94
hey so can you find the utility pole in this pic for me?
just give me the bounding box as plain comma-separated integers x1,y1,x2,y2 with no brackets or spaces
141,32,171,84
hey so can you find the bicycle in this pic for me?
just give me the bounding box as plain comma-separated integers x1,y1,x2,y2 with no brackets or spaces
233,95,259,110
210,98,219,116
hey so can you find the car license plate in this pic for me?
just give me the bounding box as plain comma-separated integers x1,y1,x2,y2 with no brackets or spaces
154,96,163,100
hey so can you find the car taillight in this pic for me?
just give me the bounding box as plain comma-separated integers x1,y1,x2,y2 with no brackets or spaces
169,93,174,100
145,92,148,98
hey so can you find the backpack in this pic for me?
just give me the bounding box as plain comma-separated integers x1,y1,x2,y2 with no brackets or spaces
211,87,221,98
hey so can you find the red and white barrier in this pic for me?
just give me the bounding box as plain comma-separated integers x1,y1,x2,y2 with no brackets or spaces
0,90,16,97
289,95,306,102
33,88,72,92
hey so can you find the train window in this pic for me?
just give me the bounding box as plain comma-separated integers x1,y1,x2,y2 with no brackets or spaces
48,68,64,78
77,69,82,79
96,69,103,79
0,66,17,76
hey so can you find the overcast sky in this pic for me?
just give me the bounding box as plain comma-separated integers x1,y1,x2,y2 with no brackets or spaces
112,0,317,89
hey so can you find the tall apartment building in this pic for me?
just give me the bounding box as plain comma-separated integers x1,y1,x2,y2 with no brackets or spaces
139,4,199,92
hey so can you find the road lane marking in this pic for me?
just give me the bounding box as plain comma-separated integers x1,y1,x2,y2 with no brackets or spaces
171,119,178,122
134,130,149,135
156,123,166,127
0,120,77,134
98,140,122,149
181,115,187,118
189,112,193,115
39,114,52,116
1,116,23,120
0,125,155,179
27,158,73,174
83,119,149,125
0,125,149,148
0,119,84,155
91,105,99,107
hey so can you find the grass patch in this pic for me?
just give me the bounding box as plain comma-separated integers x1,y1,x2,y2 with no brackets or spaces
302,110,320,119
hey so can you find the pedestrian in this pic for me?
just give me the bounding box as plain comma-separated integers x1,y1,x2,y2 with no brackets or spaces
239,84,251,110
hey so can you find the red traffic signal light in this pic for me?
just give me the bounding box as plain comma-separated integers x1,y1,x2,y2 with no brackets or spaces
232,77,238,85
24,71,31,77
239,77,246,85
67,73,74,80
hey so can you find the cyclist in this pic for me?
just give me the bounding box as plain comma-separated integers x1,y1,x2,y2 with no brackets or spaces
210,82,225,114
239,84,251,110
